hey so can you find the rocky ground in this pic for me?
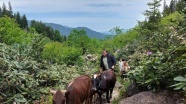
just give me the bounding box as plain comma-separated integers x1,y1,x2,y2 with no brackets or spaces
119,90,185,104
93,81,185,104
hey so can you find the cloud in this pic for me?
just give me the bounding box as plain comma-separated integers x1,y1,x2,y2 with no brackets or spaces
26,11,120,19
89,3,122,7
3,0,149,13
0,0,160,31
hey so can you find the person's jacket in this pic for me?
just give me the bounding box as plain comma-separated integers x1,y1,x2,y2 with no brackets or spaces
100,54,116,70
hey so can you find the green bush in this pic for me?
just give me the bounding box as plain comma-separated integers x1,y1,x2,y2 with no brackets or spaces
42,42,82,65
0,16,32,45
0,42,82,103
126,11,186,92
128,43,186,91
170,41,186,93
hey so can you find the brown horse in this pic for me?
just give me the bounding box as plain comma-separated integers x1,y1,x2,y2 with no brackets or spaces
92,70,116,103
50,75,92,104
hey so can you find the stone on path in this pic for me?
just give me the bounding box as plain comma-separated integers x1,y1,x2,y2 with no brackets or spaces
119,90,184,104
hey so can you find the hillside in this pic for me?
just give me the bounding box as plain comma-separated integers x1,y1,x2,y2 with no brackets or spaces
45,23,106,39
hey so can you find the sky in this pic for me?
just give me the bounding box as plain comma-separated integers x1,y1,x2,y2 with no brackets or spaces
0,0,171,32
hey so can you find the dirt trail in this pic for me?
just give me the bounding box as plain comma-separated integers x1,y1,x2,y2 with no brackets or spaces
111,81,122,101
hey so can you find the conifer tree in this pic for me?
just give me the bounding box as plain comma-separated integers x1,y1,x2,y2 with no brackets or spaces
8,1,13,17
163,0,170,17
21,14,28,29
180,0,186,33
144,0,162,23
141,0,162,33
169,0,176,13
0,6,2,17
63,35,67,41
2,3,7,16
54,30,62,42
15,12,21,26
175,0,186,12
13,12,17,18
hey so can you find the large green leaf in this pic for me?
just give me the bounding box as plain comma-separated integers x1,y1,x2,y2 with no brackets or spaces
14,94,27,103
182,53,186,57
176,46,186,51
174,83,186,90
183,87,186,91
145,79,153,83
174,76,186,82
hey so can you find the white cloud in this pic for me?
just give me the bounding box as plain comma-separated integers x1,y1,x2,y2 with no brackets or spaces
1,0,168,31
2,0,149,13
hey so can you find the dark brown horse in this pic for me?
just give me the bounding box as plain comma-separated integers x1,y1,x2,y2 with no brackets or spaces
50,75,92,104
92,70,116,103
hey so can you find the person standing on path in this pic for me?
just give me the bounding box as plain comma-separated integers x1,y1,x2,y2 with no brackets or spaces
118,58,124,72
100,49,116,72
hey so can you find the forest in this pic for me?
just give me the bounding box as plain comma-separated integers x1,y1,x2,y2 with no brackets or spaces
0,0,186,103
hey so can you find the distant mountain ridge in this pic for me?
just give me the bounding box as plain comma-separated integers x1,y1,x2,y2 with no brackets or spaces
28,21,106,39
44,23,106,39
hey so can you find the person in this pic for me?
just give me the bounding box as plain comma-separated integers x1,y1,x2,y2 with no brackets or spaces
118,58,124,78
100,50,116,72
118,58,124,72
122,61,130,79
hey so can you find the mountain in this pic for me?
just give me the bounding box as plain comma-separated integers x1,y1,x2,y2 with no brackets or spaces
74,27,106,39
44,23,73,35
44,23,106,39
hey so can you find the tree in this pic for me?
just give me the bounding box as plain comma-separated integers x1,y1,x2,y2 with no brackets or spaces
139,0,162,37
54,30,63,42
67,29,90,54
0,6,2,17
144,0,162,23
179,0,186,34
30,20,65,42
0,16,32,44
175,0,186,12
2,2,7,16
15,12,21,26
169,0,176,13
21,14,28,29
109,26,123,35
8,1,13,17
162,0,170,17
63,35,67,41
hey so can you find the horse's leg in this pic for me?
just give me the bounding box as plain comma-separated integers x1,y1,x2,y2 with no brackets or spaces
110,88,114,99
94,93,98,103
89,96,92,104
85,99,88,104
98,92,102,104
106,90,110,103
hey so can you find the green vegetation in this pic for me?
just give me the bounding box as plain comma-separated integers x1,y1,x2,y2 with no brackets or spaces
126,0,186,93
42,42,82,65
0,0,186,103
30,20,67,42
0,16,32,45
